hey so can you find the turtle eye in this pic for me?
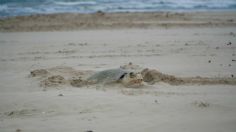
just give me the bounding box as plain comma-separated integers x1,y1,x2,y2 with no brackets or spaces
129,72,135,78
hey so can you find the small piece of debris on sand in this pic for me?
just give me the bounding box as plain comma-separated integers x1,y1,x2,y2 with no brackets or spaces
16,129,22,132
58,94,64,96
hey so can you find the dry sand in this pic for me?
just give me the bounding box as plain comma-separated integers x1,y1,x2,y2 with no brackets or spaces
0,12,236,132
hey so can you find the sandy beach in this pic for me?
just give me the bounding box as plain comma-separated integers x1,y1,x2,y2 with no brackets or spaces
0,11,236,132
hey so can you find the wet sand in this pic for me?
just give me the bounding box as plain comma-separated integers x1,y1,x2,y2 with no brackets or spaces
0,11,236,31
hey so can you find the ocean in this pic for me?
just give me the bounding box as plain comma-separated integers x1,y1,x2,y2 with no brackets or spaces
0,0,236,18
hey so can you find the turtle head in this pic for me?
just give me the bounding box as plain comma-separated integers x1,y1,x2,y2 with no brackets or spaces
119,72,143,88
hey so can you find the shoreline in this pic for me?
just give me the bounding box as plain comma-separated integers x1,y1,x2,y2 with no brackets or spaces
0,11,236,32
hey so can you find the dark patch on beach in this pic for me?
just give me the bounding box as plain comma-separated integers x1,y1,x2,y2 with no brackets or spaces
5,109,38,117
192,101,210,108
30,69,49,77
227,42,232,45
16,129,22,132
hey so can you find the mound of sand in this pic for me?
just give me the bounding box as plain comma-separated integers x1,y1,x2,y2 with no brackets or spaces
40,75,66,87
70,78,92,87
141,68,185,85
30,66,93,88
141,68,236,85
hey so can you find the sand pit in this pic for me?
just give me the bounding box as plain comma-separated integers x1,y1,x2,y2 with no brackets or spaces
30,64,236,88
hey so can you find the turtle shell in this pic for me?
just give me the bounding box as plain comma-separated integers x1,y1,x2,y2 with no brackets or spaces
87,68,129,84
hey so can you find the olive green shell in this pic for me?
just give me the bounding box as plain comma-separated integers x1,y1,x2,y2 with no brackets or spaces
87,68,129,83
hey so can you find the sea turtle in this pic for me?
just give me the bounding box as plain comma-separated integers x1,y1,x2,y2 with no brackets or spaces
30,64,144,88
86,68,143,87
